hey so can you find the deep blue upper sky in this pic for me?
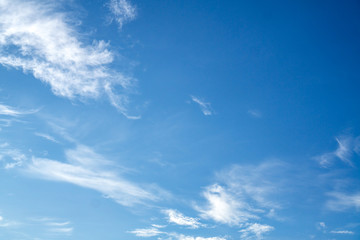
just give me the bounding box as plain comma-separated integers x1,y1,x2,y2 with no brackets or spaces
0,0,359,240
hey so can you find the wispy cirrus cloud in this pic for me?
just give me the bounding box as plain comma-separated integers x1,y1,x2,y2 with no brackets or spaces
196,162,284,226
0,0,137,118
129,227,164,237
239,223,274,240
0,103,37,116
0,143,27,169
163,209,203,229
34,132,59,143
33,218,73,235
330,230,354,234
191,96,214,116
0,214,19,228
315,135,360,167
169,233,226,240
326,191,360,211
247,109,262,118
25,144,168,206
128,225,226,240
107,0,136,29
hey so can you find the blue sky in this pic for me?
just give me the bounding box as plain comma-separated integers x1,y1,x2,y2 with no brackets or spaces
0,0,360,239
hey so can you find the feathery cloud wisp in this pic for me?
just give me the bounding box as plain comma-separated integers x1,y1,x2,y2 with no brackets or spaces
108,0,136,29
330,230,354,234
239,223,274,240
25,144,167,206
129,227,163,237
326,191,360,211
191,96,214,116
315,135,360,167
0,0,136,118
0,103,37,116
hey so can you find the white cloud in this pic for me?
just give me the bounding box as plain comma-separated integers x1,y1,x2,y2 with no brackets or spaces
315,135,360,167
0,143,27,169
108,0,136,29
248,110,262,118
163,209,202,229
196,184,258,226
170,233,226,240
25,144,166,206
239,223,274,240
30,217,73,234
0,0,136,118
0,215,18,228
129,227,163,237
34,132,59,143
128,228,226,240
316,222,326,230
0,103,36,116
196,162,284,226
49,227,73,234
330,230,354,234
326,191,360,211
191,96,214,116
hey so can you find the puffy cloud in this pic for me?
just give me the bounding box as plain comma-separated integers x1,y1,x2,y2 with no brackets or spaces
163,209,202,229
108,0,136,29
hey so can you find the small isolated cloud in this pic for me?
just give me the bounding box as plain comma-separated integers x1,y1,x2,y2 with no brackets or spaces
316,222,326,231
239,223,274,240
169,233,226,240
191,96,214,116
25,144,167,206
49,227,73,234
107,0,136,29
196,184,258,226
0,143,27,169
315,135,360,167
163,209,202,229
326,191,360,211
0,0,136,118
129,227,163,237
196,162,284,226
330,230,354,234
247,110,262,118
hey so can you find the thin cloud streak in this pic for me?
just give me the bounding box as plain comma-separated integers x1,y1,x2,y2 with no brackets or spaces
34,132,59,143
191,96,214,116
326,191,360,211
330,230,354,234
129,227,163,237
0,103,37,116
0,0,136,118
25,144,167,206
